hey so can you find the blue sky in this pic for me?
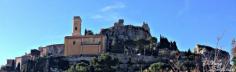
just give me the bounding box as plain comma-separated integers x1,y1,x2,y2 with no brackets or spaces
0,0,236,66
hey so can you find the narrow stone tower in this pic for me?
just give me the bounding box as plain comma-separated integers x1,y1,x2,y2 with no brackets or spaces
72,16,81,36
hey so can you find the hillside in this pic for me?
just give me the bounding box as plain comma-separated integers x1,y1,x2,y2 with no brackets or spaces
0,18,231,72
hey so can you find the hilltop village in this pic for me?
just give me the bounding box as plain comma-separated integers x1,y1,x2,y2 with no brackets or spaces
1,16,231,72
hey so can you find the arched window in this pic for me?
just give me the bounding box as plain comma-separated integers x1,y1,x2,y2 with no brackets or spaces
73,41,76,45
75,27,78,31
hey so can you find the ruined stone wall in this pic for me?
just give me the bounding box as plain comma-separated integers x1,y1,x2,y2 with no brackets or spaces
15,57,21,68
39,44,64,57
100,21,151,53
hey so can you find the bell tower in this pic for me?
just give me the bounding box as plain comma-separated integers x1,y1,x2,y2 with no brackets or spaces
72,16,81,36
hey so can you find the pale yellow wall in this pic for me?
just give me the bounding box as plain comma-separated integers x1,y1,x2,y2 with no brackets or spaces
64,37,81,56
64,35,105,56
15,57,22,69
64,16,106,56
81,45,101,55
72,16,81,36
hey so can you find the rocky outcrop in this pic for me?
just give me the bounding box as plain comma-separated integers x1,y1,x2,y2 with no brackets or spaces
194,44,231,71
100,19,151,53
100,19,151,41
194,44,230,59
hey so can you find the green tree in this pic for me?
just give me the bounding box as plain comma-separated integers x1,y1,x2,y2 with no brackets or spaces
91,53,119,72
150,37,157,43
66,53,119,72
137,39,150,55
66,62,89,72
148,62,165,72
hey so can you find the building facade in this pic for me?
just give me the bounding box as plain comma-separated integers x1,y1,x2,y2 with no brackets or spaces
64,16,106,56
38,44,64,57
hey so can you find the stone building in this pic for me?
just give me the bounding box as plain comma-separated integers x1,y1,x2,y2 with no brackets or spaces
0,59,15,72
14,54,31,70
15,57,21,69
38,44,64,57
6,59,15,67
64,16,106,56
100,19,151,53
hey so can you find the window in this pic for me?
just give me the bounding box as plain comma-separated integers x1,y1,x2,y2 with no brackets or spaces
75,27,77,31
73,41,76,45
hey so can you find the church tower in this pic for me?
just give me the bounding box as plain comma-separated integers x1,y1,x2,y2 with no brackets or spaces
72,16,82,36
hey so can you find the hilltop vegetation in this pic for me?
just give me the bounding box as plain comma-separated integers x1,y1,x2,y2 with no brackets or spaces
0,20,232,72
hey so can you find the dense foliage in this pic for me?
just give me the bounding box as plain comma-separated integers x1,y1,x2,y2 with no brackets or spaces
66,53,119,72
66,62,89,72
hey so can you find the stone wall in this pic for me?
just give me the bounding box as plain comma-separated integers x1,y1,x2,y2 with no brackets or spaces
100,19,151,53
39,44,64,57
64,35,106,56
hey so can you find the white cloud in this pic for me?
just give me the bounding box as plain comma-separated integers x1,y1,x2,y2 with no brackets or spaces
91,2,126,21
91,13,123,21
101,2,126,12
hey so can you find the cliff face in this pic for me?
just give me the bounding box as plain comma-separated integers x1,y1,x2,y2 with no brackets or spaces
100,19,151,53
194,44,231,71
101,24,151,41
194,44,230,59
100,20,151,41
